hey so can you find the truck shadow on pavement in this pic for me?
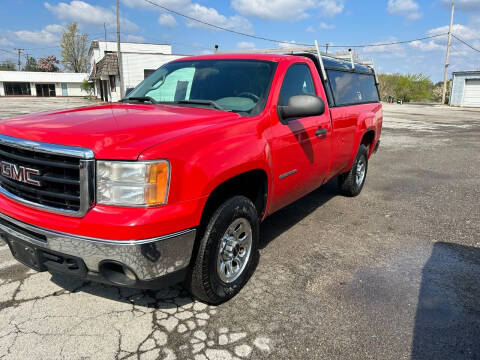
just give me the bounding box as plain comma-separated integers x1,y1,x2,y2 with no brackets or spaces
259,179,339,249
411,242,480,360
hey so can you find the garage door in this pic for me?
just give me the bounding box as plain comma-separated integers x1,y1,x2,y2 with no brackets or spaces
463,79,480,107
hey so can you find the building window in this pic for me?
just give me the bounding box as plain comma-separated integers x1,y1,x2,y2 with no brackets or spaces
35,84,56,97
109,75,116,92
4,82,31,96
144,69,155,79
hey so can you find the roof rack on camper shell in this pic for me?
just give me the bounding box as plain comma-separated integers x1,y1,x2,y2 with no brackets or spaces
215,40,378,84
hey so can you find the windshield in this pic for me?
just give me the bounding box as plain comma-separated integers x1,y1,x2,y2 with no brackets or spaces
125,59,276,115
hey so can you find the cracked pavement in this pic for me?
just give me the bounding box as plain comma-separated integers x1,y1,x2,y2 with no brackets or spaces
1,100,480,359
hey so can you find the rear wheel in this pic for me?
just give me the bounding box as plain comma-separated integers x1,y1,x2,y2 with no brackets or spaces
187,196,259,304
338,144,369,197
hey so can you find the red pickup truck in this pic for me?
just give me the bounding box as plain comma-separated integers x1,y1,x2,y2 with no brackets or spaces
0,52,381,304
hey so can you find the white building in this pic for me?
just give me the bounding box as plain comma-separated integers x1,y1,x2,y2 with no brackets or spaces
450,71,480,107
0,71,89,97
89,41,186,102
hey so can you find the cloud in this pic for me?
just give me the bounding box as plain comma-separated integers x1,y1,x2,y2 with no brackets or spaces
237,41,255,49
45,1,138,31
232,0,315,21
158,13,177,27
122,0,190,9
387,0,422,20
306,22,335,33
123,0,252,33
407,22,480,54
231,0,343,21
184,4,253,33
123,34,146,42
277,41,298,49
318,0,344,18
362,37,406,58
441,0,480,12
0,38,13,46
320,22,335,30
12,24,64,45
409,40,444,52
428,24,478,41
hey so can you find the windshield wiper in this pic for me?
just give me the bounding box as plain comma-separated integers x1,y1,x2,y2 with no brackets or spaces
175,99,227,111
121,96,158,104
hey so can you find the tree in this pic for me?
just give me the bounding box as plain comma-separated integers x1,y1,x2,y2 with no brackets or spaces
60,22,89,73
37,56,60,72
81,79,94,96
433,80,451,104
23,55,38,71
378,73,435,103
0,60,16,71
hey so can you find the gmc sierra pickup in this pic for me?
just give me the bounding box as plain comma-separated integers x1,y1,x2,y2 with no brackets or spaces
0,52,382,304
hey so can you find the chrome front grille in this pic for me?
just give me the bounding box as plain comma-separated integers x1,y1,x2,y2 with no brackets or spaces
0,135,94,217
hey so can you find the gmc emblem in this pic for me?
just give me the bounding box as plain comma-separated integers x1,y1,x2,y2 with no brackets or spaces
0,161,41,187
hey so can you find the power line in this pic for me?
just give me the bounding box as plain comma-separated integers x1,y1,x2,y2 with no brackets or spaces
327,33,448,48
144,0,313,46
451,34,480,53
0,48,16,55
23,45,61,51
144,0,450,51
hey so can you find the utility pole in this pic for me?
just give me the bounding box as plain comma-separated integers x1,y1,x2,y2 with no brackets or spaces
116,0,124,98
104,22,107,41
325,43,330,54
442,1,454,105
14,48,24,70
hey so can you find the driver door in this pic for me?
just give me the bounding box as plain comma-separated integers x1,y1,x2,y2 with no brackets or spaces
268,62,332,213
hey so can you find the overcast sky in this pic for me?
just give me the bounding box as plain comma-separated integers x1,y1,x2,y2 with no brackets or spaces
1,0,479,81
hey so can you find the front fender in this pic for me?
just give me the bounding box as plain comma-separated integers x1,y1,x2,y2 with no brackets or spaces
138,118,272,206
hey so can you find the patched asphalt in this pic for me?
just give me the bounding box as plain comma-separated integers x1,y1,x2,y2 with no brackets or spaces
0,99,479,360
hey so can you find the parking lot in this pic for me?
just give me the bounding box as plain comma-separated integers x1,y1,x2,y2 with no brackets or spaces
0,98,479,360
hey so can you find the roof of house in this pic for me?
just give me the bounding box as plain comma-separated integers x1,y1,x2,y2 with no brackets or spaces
452,70,480,76
88,40,172,56
90,53,118,80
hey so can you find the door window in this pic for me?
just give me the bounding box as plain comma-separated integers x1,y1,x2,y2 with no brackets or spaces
279,64,316,106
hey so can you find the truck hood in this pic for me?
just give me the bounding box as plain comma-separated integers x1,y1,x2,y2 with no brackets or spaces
0,103,240,159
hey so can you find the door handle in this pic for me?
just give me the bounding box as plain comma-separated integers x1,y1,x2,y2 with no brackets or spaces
315,128,328,138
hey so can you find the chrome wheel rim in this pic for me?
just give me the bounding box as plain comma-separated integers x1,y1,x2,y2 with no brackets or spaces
356,158,366,187
217,218,252,284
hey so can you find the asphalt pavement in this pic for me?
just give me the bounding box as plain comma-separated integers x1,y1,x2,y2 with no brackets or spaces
0,99,479,360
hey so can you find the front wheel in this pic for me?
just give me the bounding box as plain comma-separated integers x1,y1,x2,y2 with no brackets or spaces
338,144,369,197
186,196,259,304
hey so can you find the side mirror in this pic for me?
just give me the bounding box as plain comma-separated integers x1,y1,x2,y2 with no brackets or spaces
278,95,325,122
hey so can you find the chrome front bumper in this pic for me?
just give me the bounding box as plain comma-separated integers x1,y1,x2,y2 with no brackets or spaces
0,212,196,282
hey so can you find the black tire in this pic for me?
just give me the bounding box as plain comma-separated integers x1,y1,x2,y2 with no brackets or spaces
186,196,259,304
338,144,369,197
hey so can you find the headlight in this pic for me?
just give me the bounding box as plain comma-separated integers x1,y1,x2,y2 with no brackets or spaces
96,160,170,206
